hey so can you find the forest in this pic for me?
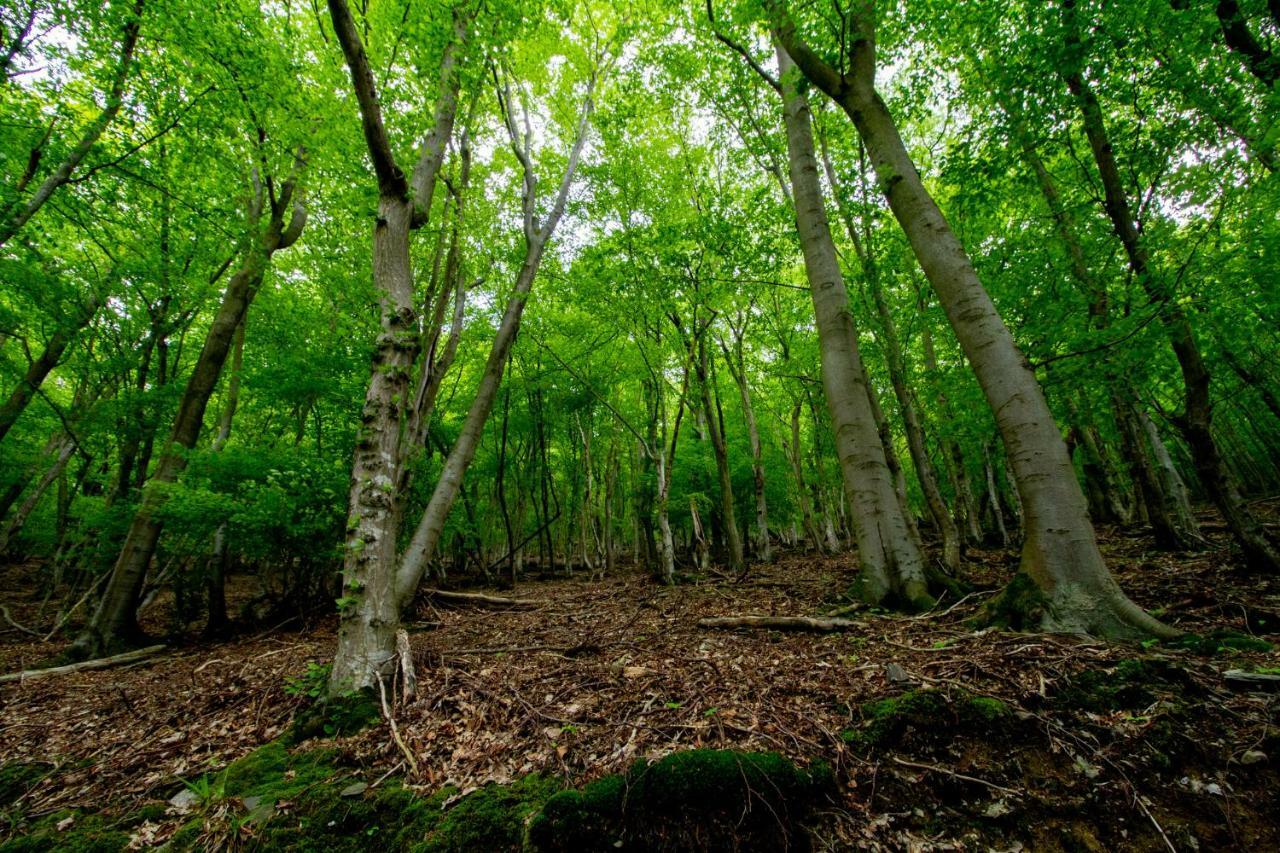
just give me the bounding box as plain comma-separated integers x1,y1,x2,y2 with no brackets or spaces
0,0,1278,848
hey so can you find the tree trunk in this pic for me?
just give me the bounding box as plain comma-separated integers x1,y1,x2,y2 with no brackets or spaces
1062,0,1278,571
0,434,74,552
69,169,305,660
0,295,101,445
788,400,822,550
697,337,743,574
776,16,1173,638
776,45,932,609
720,332,771,563
819,131,960,571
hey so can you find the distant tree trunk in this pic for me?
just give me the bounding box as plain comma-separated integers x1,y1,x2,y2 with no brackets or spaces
775,12,1173,638
697,338,743,574
1062,0,1278,572
719,329,771,564
788,400,822,550
69,163,306,660
776,45,932,609
0,294,101,446
0,435,75,553
204,318,244,639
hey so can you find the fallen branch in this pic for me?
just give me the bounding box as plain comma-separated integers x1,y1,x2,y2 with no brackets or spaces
0,644,166,683
424,589,537,609
697,615,863,633
1224,669,1280,691
0,604,42,638
890,756,1022,797
377,676,418,776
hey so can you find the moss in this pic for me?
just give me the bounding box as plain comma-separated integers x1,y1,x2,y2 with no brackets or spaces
0,810,130,853
843,689,1011,750
1166,629,1273,655
285,689,381,745
416,774,561,853
980,572,1046,631
1057,658,1189,713
0,763,51,808
528,750,833,852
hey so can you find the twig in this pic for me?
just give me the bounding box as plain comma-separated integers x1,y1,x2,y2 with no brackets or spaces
377,676,418,776
890,756,1021,796
0,604,42,638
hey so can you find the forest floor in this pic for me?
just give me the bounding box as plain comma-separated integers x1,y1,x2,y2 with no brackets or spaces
0,505,1278,851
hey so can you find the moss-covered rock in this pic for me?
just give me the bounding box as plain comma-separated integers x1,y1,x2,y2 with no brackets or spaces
843,689,1012,751
528,750,833,852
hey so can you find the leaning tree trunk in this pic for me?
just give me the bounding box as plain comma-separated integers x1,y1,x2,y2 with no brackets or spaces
0,295,101,446
776,46,932,609
819,133,960,571
775,17,1173,638
68,175,305,660
0,434,75,553
1061,1,1279,572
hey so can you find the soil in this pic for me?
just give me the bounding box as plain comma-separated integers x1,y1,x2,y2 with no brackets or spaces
0,504,1277,850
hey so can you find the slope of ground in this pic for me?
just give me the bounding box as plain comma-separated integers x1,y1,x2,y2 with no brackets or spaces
0,508,1277,850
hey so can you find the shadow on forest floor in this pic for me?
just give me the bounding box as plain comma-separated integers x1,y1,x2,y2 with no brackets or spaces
0,501,1278,850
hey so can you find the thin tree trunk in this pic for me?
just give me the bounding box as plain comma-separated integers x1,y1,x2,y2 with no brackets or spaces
69,165,305,660
1062,0,1278,571
720,331,771,563
697,337,743,574
0,295,101,445
0,435,75,552
0,0,145,248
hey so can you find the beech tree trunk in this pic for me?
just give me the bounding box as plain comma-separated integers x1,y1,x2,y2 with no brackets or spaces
69,166,305,660
1062,0,1279,572
696,337,743,574
775,13,1173,638
720,330,771,563
819,134,960,571
776,45,932,609
0,295,101,445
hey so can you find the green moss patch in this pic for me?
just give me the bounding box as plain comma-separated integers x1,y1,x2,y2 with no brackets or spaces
1165,629,1273,655
528,749,833,852
979,572,1046,631
285,689,381,745
0,808,150,853
843,689,1012,751
0,763,51,809
1057,658,1193,713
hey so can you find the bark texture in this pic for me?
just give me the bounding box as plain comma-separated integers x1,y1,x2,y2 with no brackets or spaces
776,45,931,609
774,9,1173,638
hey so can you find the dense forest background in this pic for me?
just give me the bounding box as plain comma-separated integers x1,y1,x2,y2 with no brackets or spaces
1,0,1278,848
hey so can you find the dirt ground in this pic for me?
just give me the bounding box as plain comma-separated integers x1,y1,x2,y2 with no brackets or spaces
0,506,1278,850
